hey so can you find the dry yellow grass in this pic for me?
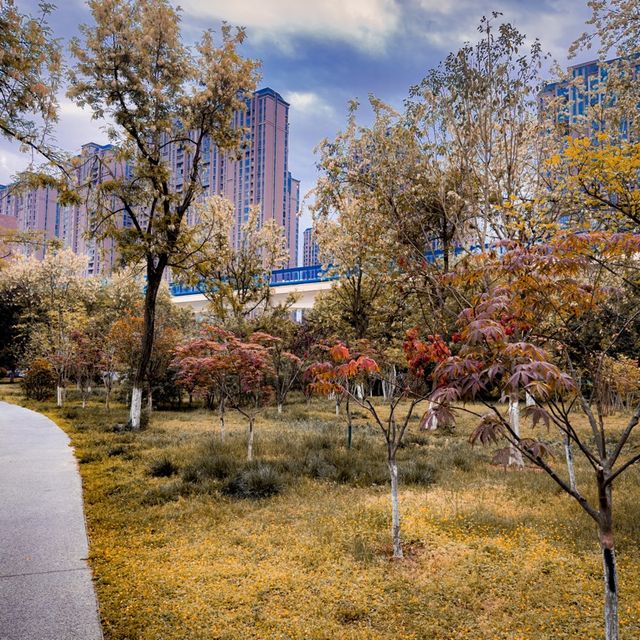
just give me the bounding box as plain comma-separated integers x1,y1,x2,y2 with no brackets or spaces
2,383,640,639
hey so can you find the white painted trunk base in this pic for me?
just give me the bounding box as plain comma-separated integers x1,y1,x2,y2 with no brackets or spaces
389,461,403,559
426,401,438,430
247,420,254,462
130,386,143,429
508,395,524,468
564,434,577,492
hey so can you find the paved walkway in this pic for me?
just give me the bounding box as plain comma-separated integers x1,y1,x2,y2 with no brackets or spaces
0,401,102,640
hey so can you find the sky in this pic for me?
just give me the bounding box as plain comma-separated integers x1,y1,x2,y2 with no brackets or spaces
4,0,595,251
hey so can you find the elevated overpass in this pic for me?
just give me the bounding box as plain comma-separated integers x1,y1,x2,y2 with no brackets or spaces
170,246,467,315
170,265,335,315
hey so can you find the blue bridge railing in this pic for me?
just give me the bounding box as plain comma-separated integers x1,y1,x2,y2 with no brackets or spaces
170,264,335,297
169,246,477,297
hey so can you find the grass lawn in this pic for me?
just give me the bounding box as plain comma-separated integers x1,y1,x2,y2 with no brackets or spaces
2,382,640,639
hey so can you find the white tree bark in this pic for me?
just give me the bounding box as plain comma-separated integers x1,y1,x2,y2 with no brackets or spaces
525,392,535,407
425,401,438,430
277,403,283,414
130,386,143,429
56,385,64,408
508,393,524,468
564,433,577,492
247,418,254,462
388,459,403,559
382,365,397,403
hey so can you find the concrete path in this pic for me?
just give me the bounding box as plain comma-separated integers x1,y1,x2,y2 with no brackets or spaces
0,401,103,640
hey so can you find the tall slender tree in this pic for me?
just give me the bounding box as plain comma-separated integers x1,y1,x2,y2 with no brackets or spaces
67,0,259,427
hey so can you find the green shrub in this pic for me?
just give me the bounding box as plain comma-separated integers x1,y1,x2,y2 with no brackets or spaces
148,456,178,478
182,451,238,483
301,447,387,486
21,358,56,401
62,407,79,420
222,463,283,499
303,450,339,480
435,442,479,473
400,458,438,486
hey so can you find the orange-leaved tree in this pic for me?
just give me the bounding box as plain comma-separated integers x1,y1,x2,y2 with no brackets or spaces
426,232,640,640
309,335,449,558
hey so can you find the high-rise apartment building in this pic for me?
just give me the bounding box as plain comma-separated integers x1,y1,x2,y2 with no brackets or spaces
57,142,131,275
0,87,300,272
542,60,605,124
165,87,299,266
541,57,640,132
0,183,59,260
302,226,319,267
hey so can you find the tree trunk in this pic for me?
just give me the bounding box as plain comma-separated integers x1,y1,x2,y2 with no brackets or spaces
388,454,403,559
599,482,619,640
335,398,340,416
346,394,352,449
147,387,153,414
382,365,396,403
564,433,577,492
130,386,143,428
219,398,225,440
277,402,283,414
601,538,619,640
508,393,524,468
56,384,64,408
247,417,254,462
424,401,438,431
129,264,163,429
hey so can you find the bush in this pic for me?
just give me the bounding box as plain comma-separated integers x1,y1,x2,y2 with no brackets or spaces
301,446,388,486
0,366,7,380
22,358,56,401
182,450,238,483
148,456,178,478
400,458,438,486
222,463,283,499
303,450,339,480
434,442,479,473
62,407,79,420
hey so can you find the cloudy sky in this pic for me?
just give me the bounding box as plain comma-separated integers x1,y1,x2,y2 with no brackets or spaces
5,0,595,245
